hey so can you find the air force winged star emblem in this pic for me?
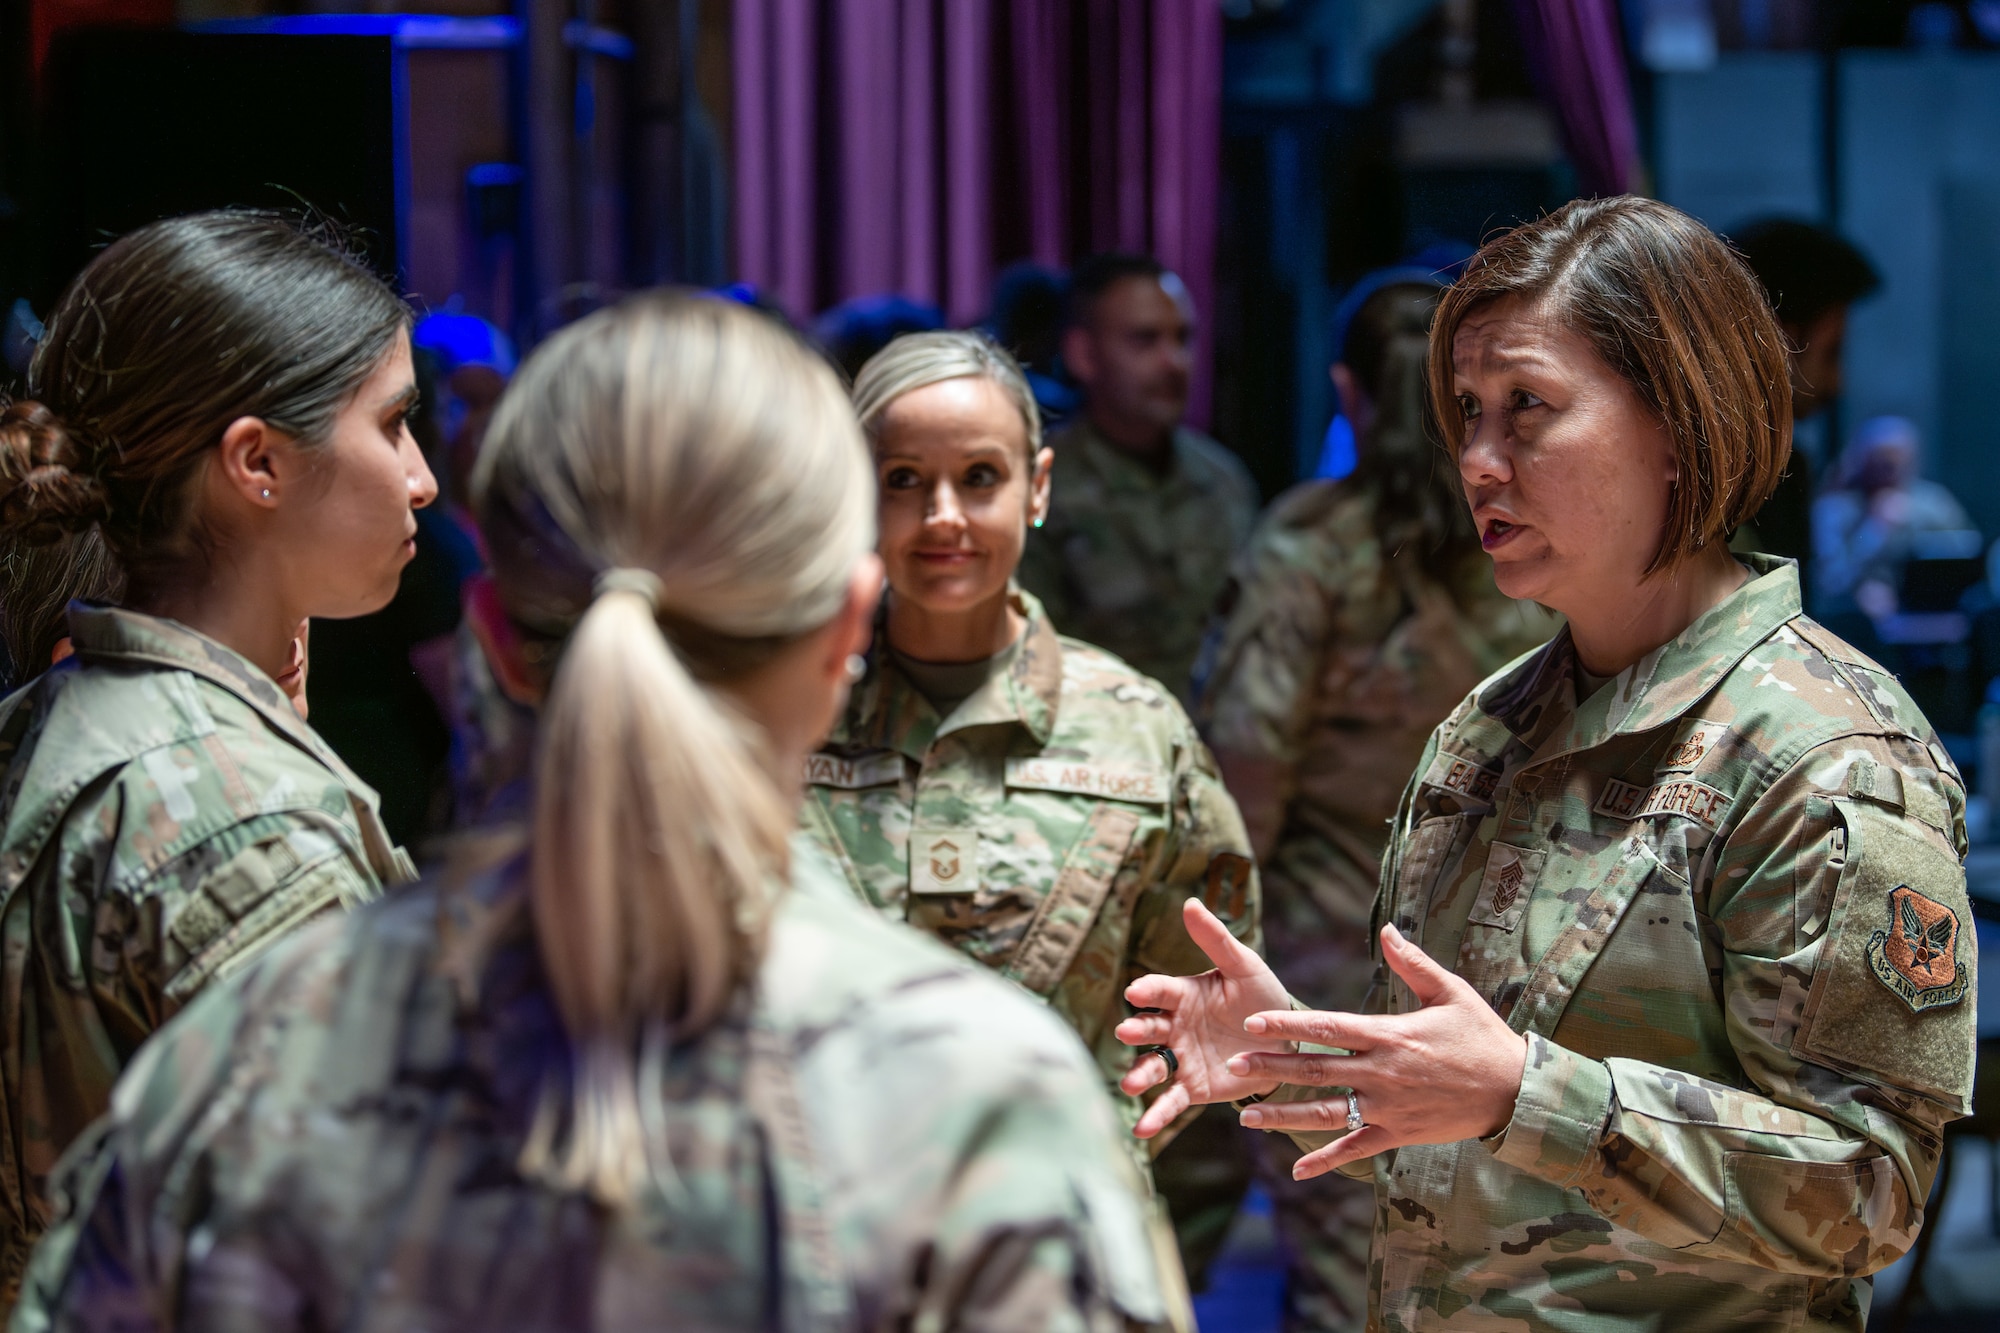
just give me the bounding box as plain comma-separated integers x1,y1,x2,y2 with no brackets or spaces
930,840,961,883
1866,884,1968,1012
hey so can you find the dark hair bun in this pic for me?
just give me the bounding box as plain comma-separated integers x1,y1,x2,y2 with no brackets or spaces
0,401,110,545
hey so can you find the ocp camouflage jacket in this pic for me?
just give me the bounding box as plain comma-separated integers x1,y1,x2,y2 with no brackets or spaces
15,837,1190,1333
1280,555,1976,1330
1019,420,1258,699
0,605,411,1306
801,590,1262,1139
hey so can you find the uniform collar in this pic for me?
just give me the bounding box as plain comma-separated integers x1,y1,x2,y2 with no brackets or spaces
65,602,367,787
1063,418,1194,494
1478,554,1802,759
831,587,1064,758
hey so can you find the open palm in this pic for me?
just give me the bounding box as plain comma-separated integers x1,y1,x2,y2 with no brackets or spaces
1113,898,1295,1138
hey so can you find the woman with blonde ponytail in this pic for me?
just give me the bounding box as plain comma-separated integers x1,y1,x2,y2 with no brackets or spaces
18,293,1191,1333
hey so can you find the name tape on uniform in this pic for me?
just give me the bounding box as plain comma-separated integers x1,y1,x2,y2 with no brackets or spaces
804,751,905,790
1594,776,1729,830
1004,758,1168,805
1420,751,1500,803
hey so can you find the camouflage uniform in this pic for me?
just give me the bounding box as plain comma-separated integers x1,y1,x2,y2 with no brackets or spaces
15,836,1192,1333
1020,419,1258,698
0,605,412,1309
800,589,1261,1140
1195,482,1558,1330
1268,555,1976,1331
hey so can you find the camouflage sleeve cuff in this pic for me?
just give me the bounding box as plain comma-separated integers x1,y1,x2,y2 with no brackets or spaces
1487,1032,1614,1189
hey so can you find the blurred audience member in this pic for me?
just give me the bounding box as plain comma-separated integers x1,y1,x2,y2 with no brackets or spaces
985,261,1077,423
1021,252,1258,698
413,307,516,532
813,292,946,383
1731,218,1882,596
1312,245,1472,480
1813,415,1974,619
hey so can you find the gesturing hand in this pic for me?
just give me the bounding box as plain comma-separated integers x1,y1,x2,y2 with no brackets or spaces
1113,898,1295,1138
1226,923,1527,1180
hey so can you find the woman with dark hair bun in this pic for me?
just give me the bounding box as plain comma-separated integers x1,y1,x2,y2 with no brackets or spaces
0,211,433,1304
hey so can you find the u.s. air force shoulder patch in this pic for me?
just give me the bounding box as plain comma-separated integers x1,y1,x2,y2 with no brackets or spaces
1866,884,1969,1012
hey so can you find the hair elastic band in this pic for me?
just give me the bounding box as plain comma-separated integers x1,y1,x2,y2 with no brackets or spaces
593,567,665,612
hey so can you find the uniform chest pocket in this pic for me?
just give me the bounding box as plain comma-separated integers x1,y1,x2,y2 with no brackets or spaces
1462,837,1668,1034
1380,811,1480,940
1000,803,1144,997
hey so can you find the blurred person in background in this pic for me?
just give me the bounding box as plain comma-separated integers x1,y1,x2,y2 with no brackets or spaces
1020,253,1258,699
985,260,1077,425
0,212,429,1309
20,294,1191,1333
1116,196,1974,1332
1813,414,1975,620
412,307,516,534
1730,218,1883,601
1193,276,1557,1331
803,330,1261,1288
812,292,947,384
401,312,543,834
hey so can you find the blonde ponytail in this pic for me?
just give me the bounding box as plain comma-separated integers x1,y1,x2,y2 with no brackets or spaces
474,294,872,1205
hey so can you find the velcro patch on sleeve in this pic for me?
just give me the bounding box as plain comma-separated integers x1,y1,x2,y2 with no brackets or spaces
804,750,905,790
1796,797,1976,1109
1419,750,1500,804
1593,777,1729,830
1865,885,1969,1012
1004,757,1168,805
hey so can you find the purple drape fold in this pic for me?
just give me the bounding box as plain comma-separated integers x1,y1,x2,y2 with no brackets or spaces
1507,0,1639,198
732,0,1222,419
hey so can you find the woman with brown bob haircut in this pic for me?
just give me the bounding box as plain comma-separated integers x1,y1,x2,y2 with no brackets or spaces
1116,196,1975,1329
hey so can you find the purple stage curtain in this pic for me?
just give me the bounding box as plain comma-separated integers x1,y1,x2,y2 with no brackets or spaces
732,0,1222,419
1507,0,1639,198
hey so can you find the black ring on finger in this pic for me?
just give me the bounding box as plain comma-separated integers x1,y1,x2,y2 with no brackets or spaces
1144,1045,1179,1078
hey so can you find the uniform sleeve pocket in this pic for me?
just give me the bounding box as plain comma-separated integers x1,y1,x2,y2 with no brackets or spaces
1723,1150,1903,1274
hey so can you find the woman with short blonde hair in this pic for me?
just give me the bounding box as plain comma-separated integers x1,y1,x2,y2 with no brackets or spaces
803,328,1262,1292
1121,196,1975,1330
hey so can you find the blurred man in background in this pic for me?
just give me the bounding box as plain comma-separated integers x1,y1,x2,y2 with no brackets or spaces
1731,217,1882,601
985,261,1077,426
1020,252,1257,699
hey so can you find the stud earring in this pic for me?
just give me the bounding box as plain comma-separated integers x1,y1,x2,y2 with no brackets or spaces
1032,516,1046,529
261,488,272,500
845,653,867,682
